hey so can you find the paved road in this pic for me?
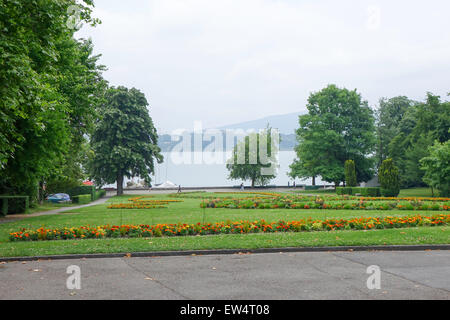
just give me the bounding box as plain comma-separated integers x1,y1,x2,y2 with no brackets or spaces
1,250,449,300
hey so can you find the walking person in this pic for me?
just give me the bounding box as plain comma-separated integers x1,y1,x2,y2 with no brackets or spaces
240,183,244,191
178,185,182,193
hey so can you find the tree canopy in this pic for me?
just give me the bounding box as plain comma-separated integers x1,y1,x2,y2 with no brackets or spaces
420,140,450,197
226,128,278,187
0,0,106,201
380,93,450,188
88,86,163,195
290,84,376,186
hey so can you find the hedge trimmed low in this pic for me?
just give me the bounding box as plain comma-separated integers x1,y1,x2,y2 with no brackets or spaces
93,189,106,201
67,185,95,199
72,194,91,204
336,187,381,196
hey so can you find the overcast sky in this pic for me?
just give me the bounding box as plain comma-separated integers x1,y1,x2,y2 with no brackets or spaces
77,0,450,133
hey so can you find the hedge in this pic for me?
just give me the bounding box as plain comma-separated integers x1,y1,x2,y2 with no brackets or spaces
93,189,106,201
67,185,95,199
305,186,322,191
336,187,381,197
72,194,92,204
67,186,106,201
0,196,30,215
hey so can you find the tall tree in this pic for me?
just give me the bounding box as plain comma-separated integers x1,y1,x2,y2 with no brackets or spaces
378,158,400,197
291,85,376,186
420,140,450,197
0,0,104,202
345,160,357,187
227,128,278,188
387,93,449,188
289,133,321,186
375,96,415,168
89,86,163,195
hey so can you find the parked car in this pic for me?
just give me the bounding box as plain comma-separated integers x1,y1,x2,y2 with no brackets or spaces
46,193,71,204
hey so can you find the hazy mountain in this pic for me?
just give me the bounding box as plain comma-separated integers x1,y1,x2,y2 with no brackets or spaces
217,112,303,135
158,112,303,152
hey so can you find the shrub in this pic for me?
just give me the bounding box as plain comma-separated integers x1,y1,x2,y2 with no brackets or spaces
93,189,106,201
72,194,91,204
379,159,400,197
366,187,381,197
341,187,353,195
0,196,29,215
67,186,95,198
345,160,357,187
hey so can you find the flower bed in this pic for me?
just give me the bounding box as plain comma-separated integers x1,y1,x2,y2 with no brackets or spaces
107,197,183,209
168,191,280,200
9,214,450,242
200,195,450,211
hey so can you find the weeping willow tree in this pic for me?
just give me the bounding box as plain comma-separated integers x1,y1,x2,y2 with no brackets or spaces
226,128,279,188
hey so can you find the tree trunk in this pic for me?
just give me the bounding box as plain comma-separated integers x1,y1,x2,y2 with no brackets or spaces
312,176,316,186
38,181,44,205
251,178,255,188
117,174,124,196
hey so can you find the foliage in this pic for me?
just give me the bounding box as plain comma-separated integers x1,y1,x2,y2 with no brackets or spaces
0,0,106,203
420,140,450,197
379,159,400,197
336,187,381,197
66,185,95,199
345,160,357,187
226,128,278,187
291,85,376,186
383,94,449,188
88,86,163,195
375,96,415,168
72,194,91,204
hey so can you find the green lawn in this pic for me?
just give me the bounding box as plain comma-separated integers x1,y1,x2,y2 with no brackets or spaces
0,192,448,258
398,188,436,198
27,202,78,214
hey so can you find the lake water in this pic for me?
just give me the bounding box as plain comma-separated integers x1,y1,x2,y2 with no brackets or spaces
142,151,325,188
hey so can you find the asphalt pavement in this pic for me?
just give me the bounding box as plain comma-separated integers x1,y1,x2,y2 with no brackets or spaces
1,250,449,300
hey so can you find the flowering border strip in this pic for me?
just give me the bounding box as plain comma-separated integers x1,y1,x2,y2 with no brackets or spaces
107,197,183,210
201,197,450,211
9,214,450,242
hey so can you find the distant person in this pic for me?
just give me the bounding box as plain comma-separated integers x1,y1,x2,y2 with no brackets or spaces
240,183,244,191
293,181,296,188
178,185,182,193
288,181,290,188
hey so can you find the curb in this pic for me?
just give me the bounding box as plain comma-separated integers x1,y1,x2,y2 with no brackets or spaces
1,244,449,262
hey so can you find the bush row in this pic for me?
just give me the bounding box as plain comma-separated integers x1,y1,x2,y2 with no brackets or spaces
66,185,95,198
72,194,92,204
93,189,106,201
336,187,381,197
